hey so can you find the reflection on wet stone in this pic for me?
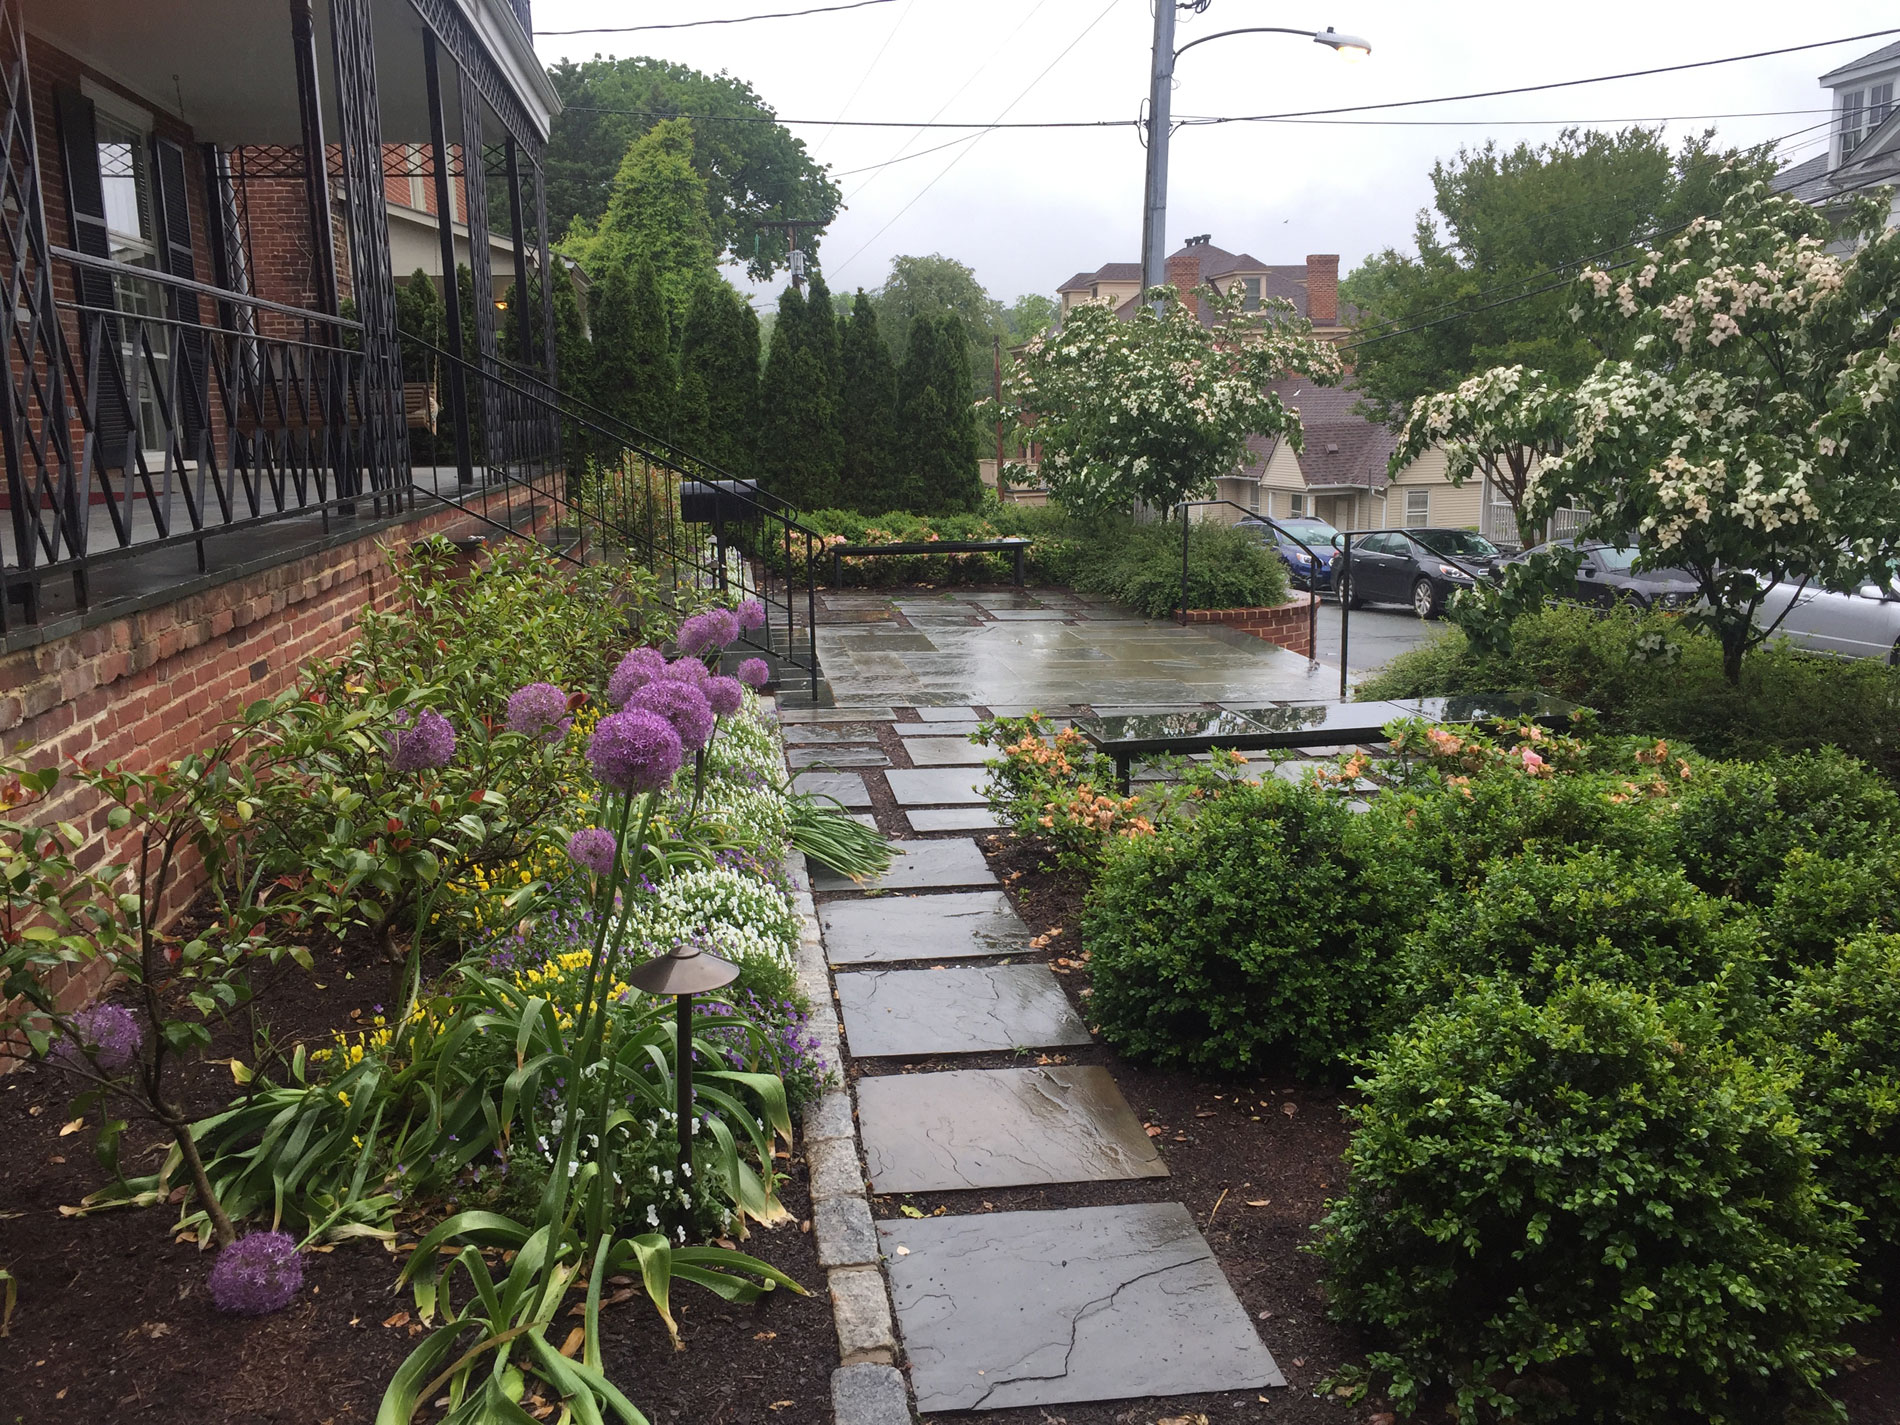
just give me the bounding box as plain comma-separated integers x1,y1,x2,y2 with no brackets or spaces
820,891,1031,965
813,837,996,893
835,964,1092,1057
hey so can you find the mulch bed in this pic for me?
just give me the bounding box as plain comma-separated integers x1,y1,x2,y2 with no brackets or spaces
0,916,835,1425
899,831,1900,1425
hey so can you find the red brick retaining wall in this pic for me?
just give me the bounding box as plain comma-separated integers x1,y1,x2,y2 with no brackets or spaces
1,499,525,1028
1181,595,1317,659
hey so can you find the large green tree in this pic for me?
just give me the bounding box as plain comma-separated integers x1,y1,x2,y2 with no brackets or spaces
754,286,841,508
675,280,760,477
896,314,984,514
546,57,839,281
837,291,899,512
560,117,718,327
588,254,674,437
872,253,1003,381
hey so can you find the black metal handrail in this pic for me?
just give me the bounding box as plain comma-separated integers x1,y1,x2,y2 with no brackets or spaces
51,246,365,331
1171,499,1324,661
1334,528,1492,700
406,334,823,701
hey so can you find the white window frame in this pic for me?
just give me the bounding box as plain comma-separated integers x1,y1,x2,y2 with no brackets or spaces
1287,491,1306,518
84,83,172,459
1842,87,1867,162
1404,489,1430,528
1871,81,1895,136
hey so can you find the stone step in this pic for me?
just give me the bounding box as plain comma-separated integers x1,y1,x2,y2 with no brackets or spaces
835,964,1091,1058
812,837,994,894
854,1066,1167,1194
820,890,1031,967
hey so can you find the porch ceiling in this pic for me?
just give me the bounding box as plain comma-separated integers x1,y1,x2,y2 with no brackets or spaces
26,0,542,148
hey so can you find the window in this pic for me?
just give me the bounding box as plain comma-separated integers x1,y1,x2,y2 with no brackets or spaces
1240,275,1261,311
1246,481,1260,513
1843,88,1867,161
1404,489,1430,527
95,109,169,454
1872,82,1896,137
1288,491,1306,518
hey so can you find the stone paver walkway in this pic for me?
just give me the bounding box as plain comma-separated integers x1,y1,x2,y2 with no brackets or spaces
789,588,1390,1419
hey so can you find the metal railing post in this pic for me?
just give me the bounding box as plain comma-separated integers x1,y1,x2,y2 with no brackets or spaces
1177,503,1190,625
1339,540,1352,702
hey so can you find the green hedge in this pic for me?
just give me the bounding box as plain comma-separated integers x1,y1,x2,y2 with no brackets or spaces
1357,603,1900,780
1316,979,1861,1424
797,504,1289,618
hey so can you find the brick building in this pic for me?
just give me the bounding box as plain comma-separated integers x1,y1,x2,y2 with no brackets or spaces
0,0,562,997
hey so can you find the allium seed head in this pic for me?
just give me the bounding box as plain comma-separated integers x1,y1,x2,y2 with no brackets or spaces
587,709,684,793
506,682,571,741
734,599,767,631
606,647,668,709
567,828,618,876
675,609,740,656
387,708,456,771
736,658,771,690
626,679,716,751
705,676,745,717
208,1231,304,1315
58,1003,142,1072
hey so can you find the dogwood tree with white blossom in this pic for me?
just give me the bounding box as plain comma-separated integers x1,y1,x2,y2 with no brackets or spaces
1424,179,1900,681
1391,365,1573,545
989,284,1343,514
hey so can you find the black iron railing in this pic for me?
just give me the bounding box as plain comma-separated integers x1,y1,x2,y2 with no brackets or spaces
409,339,825,700
2,249,406,632
1171,499,1325,659
1334,528,1491,699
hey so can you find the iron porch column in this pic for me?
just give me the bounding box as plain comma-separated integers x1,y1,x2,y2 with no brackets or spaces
423,30,473,487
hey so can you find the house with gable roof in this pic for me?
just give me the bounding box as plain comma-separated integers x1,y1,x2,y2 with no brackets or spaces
1772,38,1900,241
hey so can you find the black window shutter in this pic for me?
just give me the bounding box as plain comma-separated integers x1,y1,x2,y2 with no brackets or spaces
52,85,132,469
152,136,205,450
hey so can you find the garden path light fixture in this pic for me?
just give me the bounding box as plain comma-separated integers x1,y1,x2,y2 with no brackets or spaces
628,937,740,1230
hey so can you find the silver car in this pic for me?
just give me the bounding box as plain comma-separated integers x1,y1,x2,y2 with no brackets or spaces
1756,576,1900,662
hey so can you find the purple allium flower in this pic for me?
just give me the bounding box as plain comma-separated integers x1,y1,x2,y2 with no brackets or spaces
676,609,740,656
588,708,684,793
567,828,617,876
506,682,571,741
705,676,745,718
736,658,771,690
208,1231,304,1315
59,1002,142,1072
626,679,716,751
607,647,668,709
734,599,767,632
388,707,456,771
658,657,710,688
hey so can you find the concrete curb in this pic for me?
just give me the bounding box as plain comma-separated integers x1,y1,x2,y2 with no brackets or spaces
773,701,915,1424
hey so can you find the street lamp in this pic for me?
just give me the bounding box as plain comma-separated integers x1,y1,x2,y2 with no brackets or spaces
626,936,740,1233
1140,14,1373,306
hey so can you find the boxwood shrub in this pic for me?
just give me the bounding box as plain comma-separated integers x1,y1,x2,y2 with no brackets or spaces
1316,978,1862,1425
1668,749,1900,904
1395,849,1766,1033
1783,932,1900,1260
1764,843,1900,971
1081,777,1432,1077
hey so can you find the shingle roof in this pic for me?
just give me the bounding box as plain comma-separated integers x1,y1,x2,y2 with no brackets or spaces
1239,379,1397,491
1058,261,1144,292
1819,37,1900,85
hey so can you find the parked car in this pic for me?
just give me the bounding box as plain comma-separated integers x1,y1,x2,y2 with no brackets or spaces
1237,518,1336,590
1756,574,1900,662
1339,528,1503,617
1506,539,1699,610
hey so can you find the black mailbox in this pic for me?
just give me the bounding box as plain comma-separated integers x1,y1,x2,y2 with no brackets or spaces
680,480,764,525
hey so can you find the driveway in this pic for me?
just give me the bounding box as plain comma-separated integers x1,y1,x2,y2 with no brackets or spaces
1312,602,1447,676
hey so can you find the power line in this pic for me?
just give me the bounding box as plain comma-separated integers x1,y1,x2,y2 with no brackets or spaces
536,0,899,36
811,0,916,157
554,28,1899,127
827,0,1126,279
829,132,983,177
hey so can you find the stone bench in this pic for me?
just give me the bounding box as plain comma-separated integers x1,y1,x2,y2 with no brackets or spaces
829,537,1030,589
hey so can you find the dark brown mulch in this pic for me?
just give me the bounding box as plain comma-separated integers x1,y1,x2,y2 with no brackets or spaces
951,832,1900,1425
0,918,834,1425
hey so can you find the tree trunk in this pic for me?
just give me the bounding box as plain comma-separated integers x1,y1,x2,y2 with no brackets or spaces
167,1112,237,1248
1721,629,1748,685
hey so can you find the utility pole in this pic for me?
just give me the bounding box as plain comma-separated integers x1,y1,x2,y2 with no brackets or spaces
1139,0,1178,311
760,218,827,294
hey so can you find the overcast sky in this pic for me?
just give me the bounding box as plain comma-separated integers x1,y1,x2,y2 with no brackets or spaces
530,1,1896,310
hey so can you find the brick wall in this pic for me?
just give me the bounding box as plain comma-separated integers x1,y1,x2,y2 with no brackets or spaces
1181,595,1317,659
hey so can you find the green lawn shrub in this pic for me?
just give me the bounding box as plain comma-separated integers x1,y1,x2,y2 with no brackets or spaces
1082,777,1430,1077
1316,978,1862,1425
1395,849,1766,1033
1764,845,1900,970
1782,933,1900,1263
1667,749,1900,905
1357,603,1900,780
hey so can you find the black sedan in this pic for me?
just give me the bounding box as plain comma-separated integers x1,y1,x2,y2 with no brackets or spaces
1338,528,1503,617
1507,539,1698,610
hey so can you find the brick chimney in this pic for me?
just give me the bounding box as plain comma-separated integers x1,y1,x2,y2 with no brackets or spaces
1166,251,1201,320
1306,254,1339,324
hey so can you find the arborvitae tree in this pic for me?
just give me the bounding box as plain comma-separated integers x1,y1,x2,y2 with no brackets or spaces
896,314,980,513
838,290,898,512
803,272,843,393
395,271,446,466
548,261,590,404
589,255,674,437
755,285,841,508
676,281,760,476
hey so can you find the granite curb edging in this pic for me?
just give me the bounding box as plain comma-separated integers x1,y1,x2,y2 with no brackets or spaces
774,699,916,1425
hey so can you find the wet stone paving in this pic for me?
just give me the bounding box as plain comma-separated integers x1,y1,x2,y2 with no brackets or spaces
788,587,1337,1414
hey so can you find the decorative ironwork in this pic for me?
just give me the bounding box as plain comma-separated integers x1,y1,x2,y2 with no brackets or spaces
459,66,504,473
0,0,77,629
328,0,408,498
405,0,542,152
221,144,461,181
531,152,558,397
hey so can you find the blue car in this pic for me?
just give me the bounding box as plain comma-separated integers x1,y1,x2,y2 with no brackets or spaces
1238,518,1337,591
